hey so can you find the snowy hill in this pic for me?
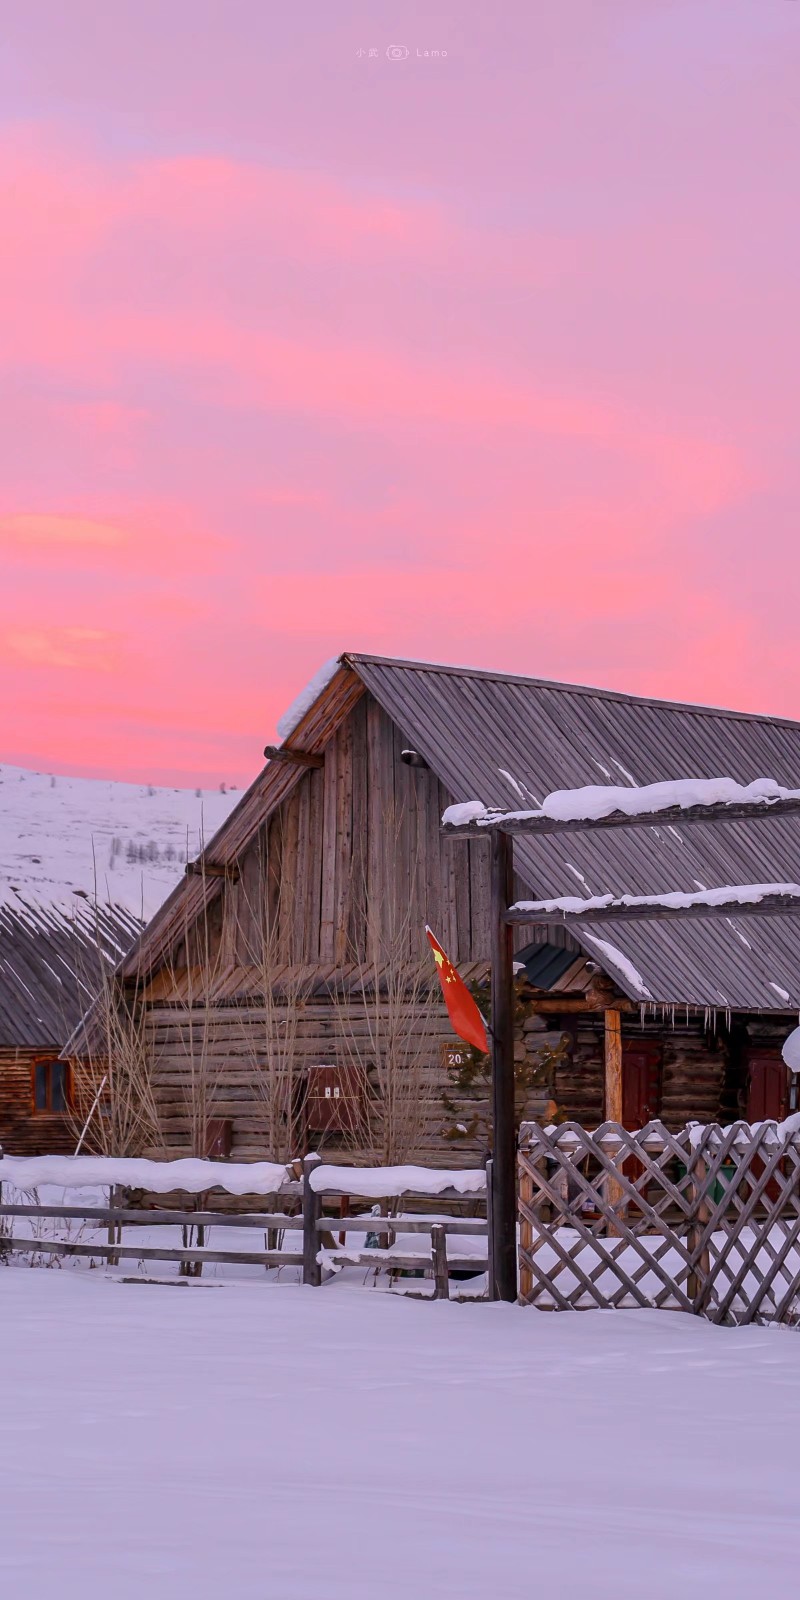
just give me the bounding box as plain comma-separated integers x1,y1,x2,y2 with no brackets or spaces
0,765,242,920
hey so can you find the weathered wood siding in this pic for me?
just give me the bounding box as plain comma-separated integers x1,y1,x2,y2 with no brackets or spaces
142,999,484,1165
172,696,545,975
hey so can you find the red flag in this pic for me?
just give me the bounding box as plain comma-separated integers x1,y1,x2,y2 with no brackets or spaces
426,926,490,1054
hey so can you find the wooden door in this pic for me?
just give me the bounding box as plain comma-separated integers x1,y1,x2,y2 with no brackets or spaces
622,1041,662,1130
746,1053,787,1122
746,1053,788,1206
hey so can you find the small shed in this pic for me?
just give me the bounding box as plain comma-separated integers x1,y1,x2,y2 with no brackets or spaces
0,897,141,1154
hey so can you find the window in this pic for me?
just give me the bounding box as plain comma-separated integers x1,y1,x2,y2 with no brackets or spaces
32,1060,70,1115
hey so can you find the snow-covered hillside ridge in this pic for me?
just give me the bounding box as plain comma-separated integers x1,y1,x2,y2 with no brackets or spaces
0,764,241,920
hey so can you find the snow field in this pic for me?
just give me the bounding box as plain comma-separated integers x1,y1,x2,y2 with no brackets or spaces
1,1268,799,1598
0,763,240,918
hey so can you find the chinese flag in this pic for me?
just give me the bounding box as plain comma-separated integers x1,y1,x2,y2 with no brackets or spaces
426,927,490,1054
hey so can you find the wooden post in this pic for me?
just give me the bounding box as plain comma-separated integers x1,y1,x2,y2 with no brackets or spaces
302,1153,322,1286
431,1224,449,1300
107,1185,120,1269
604,1011,624,1220
485,1157,497,1302
491,829,517,1303
604,1009,623,1122
518,1155,534,1304
687,1155,711,1313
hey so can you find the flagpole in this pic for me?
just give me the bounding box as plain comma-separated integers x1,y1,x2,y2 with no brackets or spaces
490,828,517,1302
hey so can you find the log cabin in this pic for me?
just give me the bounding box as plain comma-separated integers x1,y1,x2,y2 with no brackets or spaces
0,897,140,1154
71,655,800,1167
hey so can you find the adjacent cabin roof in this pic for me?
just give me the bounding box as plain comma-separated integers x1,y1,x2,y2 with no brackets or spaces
0,897,142,1049
113,654,800,1012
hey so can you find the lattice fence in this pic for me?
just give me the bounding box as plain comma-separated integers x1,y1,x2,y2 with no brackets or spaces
518,1120,800,1324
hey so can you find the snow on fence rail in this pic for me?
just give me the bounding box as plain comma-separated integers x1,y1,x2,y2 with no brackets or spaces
518,1119,800,1324
0,1153,294,1196
302,1154,490,1299
0,1151,489,1297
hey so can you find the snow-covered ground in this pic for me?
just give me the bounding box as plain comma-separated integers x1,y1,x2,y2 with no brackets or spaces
1,1268,798,1599
0,763,241,918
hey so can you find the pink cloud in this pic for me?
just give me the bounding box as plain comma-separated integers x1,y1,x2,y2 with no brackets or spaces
0,513,128,548
0,13,796,790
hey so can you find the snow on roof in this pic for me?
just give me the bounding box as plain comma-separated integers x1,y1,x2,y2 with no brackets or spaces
276,658,342,742
442,776,800,830
579,931,652,1000
510,882,800,918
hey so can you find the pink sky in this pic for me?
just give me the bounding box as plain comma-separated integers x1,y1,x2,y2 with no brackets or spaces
2,1,799,785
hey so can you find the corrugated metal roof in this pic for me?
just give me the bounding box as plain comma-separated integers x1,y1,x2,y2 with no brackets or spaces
517,942,579,989
0,897,142,1048
349,656,800,1010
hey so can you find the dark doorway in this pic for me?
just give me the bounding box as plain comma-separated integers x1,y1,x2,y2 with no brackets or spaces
622,1040,662,1129
746,1052,788,1123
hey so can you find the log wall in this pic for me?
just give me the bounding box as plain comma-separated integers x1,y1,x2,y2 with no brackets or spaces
0,1048,75,1156
549,1014,732,1130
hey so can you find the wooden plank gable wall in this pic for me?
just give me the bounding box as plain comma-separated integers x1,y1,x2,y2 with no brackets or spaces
172,696,522,975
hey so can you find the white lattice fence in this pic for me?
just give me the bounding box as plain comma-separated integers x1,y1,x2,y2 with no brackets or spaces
518,1120,800,1324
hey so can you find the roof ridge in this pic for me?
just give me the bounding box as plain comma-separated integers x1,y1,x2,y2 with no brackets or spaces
345,653,800,730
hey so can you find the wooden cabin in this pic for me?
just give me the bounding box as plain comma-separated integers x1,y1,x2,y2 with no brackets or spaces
0,898,140,1155
72,655,800,1166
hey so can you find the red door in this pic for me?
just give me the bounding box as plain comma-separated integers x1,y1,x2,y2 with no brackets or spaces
622,1041,662,1130
746,1053,788,1205
746,1053,787,1122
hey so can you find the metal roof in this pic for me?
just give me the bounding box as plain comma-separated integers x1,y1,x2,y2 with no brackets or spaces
349,656,800,1011
517,942,587,991
0,897,142,1049
113,653,800,1014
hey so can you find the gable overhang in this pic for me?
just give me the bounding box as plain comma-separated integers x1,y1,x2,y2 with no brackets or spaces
112,658,366,986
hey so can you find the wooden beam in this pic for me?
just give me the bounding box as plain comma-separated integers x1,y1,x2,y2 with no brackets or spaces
504,892,800,926
490,829,517,1303
443,794,800,840
604,1009,623,1122
184,861,239,881
264,744,324,768
525,995,635,1014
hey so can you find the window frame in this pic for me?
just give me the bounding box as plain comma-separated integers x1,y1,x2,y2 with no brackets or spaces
31,1057,72,1116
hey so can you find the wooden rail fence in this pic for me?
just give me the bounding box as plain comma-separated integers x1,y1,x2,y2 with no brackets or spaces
0,1157,490,1298
304,1154,490,1299
518,1119,800,1324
